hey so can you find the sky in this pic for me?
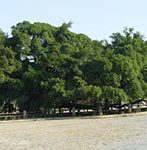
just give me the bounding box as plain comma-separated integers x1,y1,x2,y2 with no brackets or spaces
0,0,147,41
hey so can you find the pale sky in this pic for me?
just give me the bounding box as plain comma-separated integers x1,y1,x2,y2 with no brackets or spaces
0,0,147,40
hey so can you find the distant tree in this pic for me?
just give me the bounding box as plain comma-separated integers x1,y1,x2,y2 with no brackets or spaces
101,86,128,110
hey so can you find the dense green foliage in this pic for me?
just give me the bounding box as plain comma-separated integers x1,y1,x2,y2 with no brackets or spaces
0,21,146,113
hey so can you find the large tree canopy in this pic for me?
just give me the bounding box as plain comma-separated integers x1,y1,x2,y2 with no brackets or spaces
0,22,146,113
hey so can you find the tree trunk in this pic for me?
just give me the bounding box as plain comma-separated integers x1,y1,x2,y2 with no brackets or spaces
69,108,72,113
78,108,80,113
137,102,141,112
53,108,56,114
59,108,62,114
49,108,53,115
23,110,27,119
128,103,132,113
72,107,76,116
104,100,110,110
98,104,103,116
119,101,123,114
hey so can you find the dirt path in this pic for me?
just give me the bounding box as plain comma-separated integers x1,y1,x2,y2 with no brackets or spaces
0,113,147,150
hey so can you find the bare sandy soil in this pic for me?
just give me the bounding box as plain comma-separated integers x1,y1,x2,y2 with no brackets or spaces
0,112,147,150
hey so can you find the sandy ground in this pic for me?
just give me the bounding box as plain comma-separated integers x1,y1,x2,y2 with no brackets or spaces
0,113,147,150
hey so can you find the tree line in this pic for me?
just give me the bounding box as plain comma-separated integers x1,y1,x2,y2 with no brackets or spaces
0,21,146,114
